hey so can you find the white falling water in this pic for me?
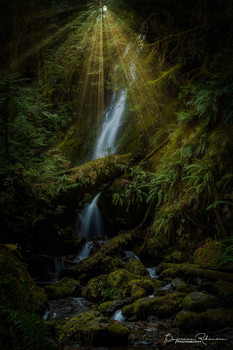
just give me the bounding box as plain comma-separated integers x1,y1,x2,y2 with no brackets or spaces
54,259,65,274
76,193,104,241
75,241,93,262
125,250,140,261
111,309,126,322
92,90,127,160
147,267,159,279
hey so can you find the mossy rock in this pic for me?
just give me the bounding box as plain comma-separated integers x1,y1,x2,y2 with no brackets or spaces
82,275,108,302
98,301,115,314
60,310,130,346
174,308,233,332
60,254,124,283
0,245,48,314
107,269,140,290
165,250,188,263
213,280,233,306
150,279,164,290
183,292,219,312
176,283,195,293
45,277,80,299
141,230,169,260
83,269,143,302
123,292,186,320
159,263,233,282
193,241,224,269
124,279,154,300
125,259,149,276
121,304,135,318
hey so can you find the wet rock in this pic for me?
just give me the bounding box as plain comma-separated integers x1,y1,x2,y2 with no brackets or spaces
107,269,140,291
45,277,80,299
171,278,186,289
43,297,89,321
160,263,233,282
60,255,124,283
193,241,225,269
213,280,233,306
183,292,219,312
174,308,233,332
165,250,188,263
122,292,186,320
82,274,108,302
60,310,130,346
98,298,131,317
124,279,154,300
125,259,149,276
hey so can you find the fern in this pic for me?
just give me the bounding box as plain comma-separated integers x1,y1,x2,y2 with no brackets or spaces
0,305,51,350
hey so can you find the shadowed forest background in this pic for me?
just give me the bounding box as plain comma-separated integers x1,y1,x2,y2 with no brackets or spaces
1,0,233,349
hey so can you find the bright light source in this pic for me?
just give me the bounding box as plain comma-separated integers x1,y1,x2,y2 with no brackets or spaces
103,5,107,12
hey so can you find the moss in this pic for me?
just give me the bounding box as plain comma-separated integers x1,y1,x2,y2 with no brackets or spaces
107,269,140,290
165,250,188,263
107,323,130,344
0,246,48,315
123,292,186,320
183,292,219,312
160,262,233,282
150,279,164,289
121,304,134,318
60,254,125,283
176,283,195,293
45,277,80,300
125,259,149,276
193,241,224,268
98,301,114,314
174,308,233,332
82,275,108,302
136,292,186,319
60,310,129,346
213,280,233,306
124,279,154,300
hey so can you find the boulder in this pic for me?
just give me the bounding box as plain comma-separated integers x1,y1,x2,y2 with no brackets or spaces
159,263,233,282
122,292,186,320
45,277,80,299
213,280,233,306
125,259,149,276
193,241,225,269
174,308,233,332
124,279,154,300
183,292,219,312
60,310,130,346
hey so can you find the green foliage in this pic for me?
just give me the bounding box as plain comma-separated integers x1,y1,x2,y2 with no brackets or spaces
218,236,233,268
0,247,51,350
183,159,217,208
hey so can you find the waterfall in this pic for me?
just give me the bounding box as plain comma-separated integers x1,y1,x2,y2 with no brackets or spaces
147,267,159,279
76,193,104,242
125,250,140,262
75,241,93,262
54,258,65,274
111,309,126,322
92,90,127,160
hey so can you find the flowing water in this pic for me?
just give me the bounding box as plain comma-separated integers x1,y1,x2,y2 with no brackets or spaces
76,192,104,242
75,241,94,262
124,250,140,261
43,297,89,321
92,89,127,160
147,267,159,279
111,309,126,322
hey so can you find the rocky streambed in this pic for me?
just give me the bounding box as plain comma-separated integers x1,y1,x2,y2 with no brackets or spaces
38,233,233,350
